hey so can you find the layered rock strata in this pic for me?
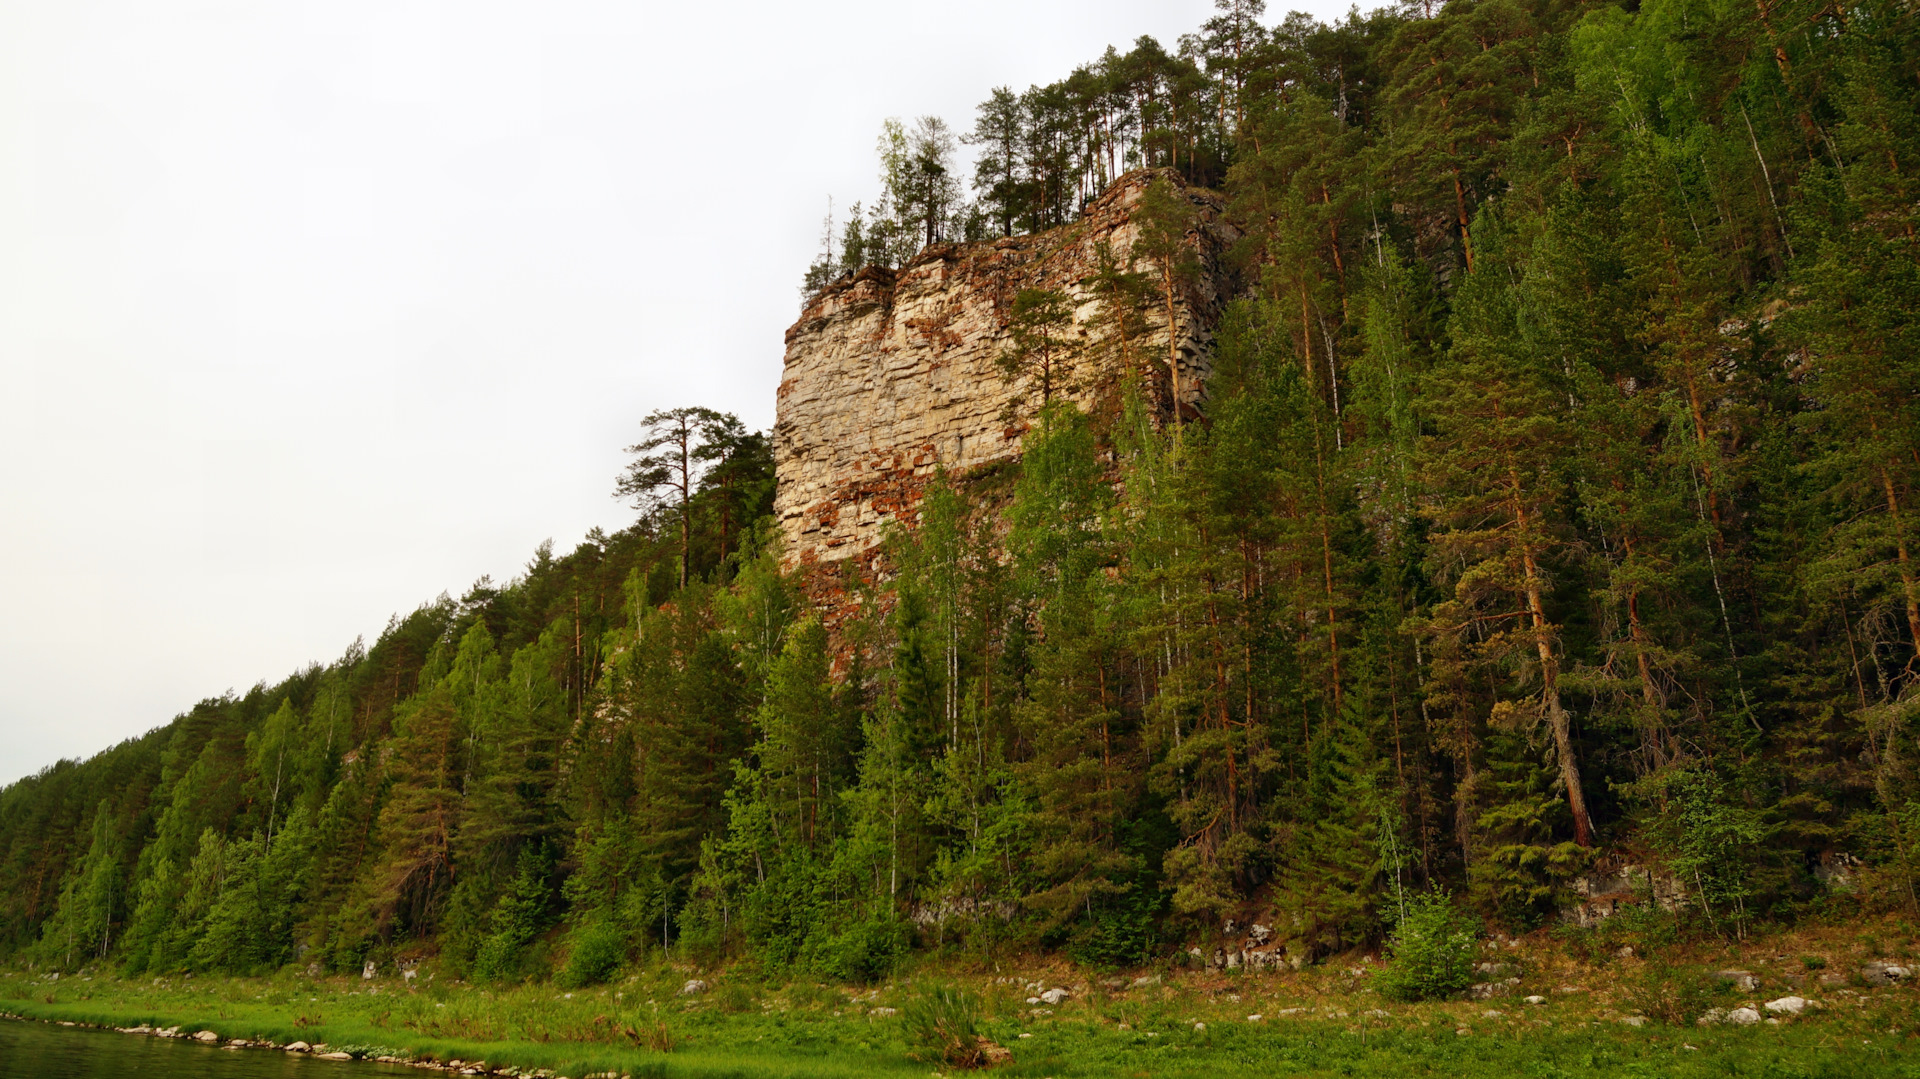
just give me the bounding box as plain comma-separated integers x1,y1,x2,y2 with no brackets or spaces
773,169,1237,568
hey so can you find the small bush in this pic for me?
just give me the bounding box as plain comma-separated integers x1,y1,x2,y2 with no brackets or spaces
471,933,523,983
1374,891,1478,1002
901,984,987,1069
1622,963,1718,1026
1553,901,1682,964
716,981,756,1013
1801,954,1827,970
812,915,909,985
556,919,626,988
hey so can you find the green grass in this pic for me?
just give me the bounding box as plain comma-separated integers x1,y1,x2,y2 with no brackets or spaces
2,948,1917,1078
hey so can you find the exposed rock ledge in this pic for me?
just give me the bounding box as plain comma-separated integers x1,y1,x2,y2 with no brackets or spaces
772,169,1237,571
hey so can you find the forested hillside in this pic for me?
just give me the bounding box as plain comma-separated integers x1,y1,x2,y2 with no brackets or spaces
4,0,1917,985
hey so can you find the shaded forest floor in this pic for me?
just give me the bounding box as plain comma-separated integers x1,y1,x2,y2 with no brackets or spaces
3,916,1918,1078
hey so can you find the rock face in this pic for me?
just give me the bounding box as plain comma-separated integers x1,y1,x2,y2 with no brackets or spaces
773,169,1237,570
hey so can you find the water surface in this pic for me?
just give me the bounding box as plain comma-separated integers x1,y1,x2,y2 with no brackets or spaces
0,1019,412,1078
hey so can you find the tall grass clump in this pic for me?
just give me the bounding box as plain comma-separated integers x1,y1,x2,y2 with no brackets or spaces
1374,891,1477,1002
901,984,987,1068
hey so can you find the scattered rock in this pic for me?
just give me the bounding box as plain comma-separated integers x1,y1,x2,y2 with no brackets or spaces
1616,946,1636,959
1728,1007,1762,1026
1524,996,1547,1006
1246,1014,1263,1022
1697,1008,1728,1026
978,1038,1013,1064
1101,977,1129,990
285,1041,311,1053
1364,1010,1390,1018
1622,1016,1648,1027
1474,962,1514,977
1482,1010,1505,1019
1861,963,1912,988
679,980,709,996
871,1007,897,1017
1764,996,1808,1015
193,1030,220,1043
1025,996,1041,1005
1714,970,1760,992
318,1051,354,1061
1039,987,1070,1006
1131,974,1161,989
1249,923,1273,945
1193,1022,1207,1032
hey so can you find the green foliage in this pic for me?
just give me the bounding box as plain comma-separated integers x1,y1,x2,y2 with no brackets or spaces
810,914,909,986
1638,769,1772,934
474,849,553,983
1553,901,1682,966
556,919,627,988
4,0,1919,997
899,984,985,1069
1063,881,1166,970
1468,720,1592,928
1374,892,1478,1002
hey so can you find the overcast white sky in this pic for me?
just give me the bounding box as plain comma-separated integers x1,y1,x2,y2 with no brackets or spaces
0,0,1358,786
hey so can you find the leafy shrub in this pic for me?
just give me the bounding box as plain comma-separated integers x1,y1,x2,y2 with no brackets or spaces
901,984,987,1069
556,919,627,988
1374,891,1477,1002
811,915,909,984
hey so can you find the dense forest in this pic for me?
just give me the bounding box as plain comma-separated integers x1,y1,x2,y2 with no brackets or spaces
4,0,1917,986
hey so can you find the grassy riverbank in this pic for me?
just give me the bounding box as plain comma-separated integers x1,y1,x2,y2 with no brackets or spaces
4,920,1918,1078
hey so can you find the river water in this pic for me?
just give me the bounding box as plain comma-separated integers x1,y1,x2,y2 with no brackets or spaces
0,1019,414,1078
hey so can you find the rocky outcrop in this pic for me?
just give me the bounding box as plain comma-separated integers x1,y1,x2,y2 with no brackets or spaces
772,169,1237,569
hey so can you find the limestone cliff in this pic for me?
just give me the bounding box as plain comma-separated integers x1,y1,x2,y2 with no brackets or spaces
773,170,1237,568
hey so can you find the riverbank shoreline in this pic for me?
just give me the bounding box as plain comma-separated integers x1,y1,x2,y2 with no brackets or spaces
4,920,1917,1079
0,1010,530,1074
